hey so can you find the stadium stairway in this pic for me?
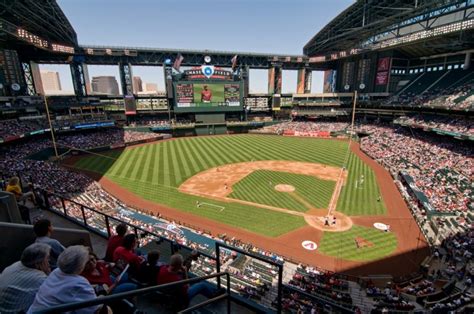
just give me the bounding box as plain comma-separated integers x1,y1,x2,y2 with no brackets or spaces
347,281,375,312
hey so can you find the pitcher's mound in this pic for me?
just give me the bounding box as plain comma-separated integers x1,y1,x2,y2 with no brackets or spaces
275,184,295,192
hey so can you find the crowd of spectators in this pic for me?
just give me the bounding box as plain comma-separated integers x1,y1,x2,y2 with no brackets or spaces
360,124,473,215
0,132,293,309
0,115,114,141
1,116,472,312
393,81,473,111
56,129,161,150
287,265,352,307
0,218,225,312
0,119,49,140
255,121,350,134
128,117,171,127
396,115,473,136
436,232,473,283
423,81,474,111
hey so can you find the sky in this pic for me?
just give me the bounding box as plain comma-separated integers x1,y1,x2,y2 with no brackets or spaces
44,0,353,95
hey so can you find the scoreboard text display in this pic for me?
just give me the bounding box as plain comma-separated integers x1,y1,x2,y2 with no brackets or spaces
173,81,243,113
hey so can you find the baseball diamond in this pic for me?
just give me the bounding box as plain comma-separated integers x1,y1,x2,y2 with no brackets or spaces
71,134,407,264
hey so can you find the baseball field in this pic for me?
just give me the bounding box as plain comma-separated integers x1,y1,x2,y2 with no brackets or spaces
71,134,411,266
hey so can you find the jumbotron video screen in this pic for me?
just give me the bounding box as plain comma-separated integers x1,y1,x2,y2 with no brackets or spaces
174,82,241,111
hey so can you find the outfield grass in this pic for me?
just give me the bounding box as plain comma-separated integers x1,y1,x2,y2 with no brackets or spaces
73,135,387,237
336,153,386,216
229,170,335,212
318,225,397,261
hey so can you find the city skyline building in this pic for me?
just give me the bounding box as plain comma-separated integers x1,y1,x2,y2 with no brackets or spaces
132,76,143,93
91,76,120,95
40,70,62,92
144,82,158,93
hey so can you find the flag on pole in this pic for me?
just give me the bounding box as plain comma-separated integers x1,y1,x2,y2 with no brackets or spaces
173,53,184,72
231,55,238,72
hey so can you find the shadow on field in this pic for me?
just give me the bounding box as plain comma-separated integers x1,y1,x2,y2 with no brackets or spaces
338,244,431,278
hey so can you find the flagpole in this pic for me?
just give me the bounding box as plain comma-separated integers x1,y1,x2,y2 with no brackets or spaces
43,95,59,158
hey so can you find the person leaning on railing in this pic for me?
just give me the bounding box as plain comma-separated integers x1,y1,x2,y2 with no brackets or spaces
156,253,223,310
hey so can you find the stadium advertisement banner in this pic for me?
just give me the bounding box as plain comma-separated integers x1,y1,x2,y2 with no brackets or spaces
323,70,337,93
433,129,462,138
375,57,391,86
184,66,233,80
377,57,391,71
375,71,389,85
30,130,45,135
283,130,330,138
124,95,137,115
297,69,305,94
74,121,115,129
173,81,243,113
150,126,172,131
110,143,126,149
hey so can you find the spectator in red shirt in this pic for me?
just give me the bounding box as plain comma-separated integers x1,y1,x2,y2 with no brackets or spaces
81,252,137,294
157,254,220,309
113,234,144,275
105,224,128,262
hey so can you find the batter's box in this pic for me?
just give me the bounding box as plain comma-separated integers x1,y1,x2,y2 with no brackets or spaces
196,201,225,212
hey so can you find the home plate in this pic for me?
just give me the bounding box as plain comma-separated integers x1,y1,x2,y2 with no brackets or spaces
302,240,318,251
374,222,388,231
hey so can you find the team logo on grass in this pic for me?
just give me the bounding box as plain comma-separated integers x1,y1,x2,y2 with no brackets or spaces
302,240,317,251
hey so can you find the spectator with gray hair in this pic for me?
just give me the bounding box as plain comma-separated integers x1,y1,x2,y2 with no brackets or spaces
28,245,101,314
0,243,51,313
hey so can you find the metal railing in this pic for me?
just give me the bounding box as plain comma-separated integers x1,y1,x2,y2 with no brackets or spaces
216,241,283,314
36,272,231,314
41,189,215,260
38,188,375,313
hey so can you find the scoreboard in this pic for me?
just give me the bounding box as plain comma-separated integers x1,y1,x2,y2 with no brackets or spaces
173,81,243,113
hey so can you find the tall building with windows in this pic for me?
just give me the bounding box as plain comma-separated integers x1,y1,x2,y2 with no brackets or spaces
132,76,143,93
91,76,120,95
40,70,62,92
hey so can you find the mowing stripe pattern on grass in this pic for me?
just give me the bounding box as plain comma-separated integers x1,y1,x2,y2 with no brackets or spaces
73,135,388,237
229,170,335,212
336,153,386,216
318,225,397,261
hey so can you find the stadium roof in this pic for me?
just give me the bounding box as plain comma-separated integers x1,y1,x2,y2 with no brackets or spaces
304,0,473,57
0,0,77,46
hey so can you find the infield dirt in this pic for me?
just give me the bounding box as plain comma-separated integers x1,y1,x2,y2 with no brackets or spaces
64,140,429,277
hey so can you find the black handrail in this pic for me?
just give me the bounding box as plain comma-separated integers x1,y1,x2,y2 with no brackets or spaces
39,188,366,312
216,241,284,314
36,272,231,314
41,189,216,260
